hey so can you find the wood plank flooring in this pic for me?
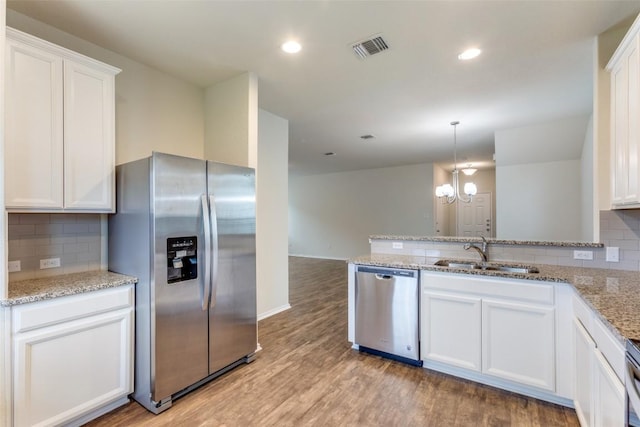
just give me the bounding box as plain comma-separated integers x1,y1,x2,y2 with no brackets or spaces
86,256,580,426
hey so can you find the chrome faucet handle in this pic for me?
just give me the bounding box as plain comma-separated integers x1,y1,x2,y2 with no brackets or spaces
480,236,488,252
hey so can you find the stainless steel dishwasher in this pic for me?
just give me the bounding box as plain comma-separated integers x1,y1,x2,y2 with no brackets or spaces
354,265,421,366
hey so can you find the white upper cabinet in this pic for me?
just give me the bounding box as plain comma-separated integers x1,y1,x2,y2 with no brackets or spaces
608,14,640,208
5,28,120,212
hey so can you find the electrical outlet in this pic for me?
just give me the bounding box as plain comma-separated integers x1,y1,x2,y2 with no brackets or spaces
40,258,61,269
573,250,593,260
606,247,620,262
392,242,403,249
8,260,21,272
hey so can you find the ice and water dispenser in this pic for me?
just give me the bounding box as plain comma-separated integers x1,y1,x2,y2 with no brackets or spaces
167,236,198,283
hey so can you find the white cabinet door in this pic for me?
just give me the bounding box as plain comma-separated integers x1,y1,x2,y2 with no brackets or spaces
482,299,555,391
13,308,133,427
611,57,629,206
63,60,115,211
421,290,481,371
609,24,640,207
593,350,625,427
5,28,119,213
574,319,595,427
5,37,64,209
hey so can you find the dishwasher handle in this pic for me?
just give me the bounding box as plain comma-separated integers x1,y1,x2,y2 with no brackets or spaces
356,266,417,278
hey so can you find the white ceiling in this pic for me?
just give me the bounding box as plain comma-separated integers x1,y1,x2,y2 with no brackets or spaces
7,1,640,176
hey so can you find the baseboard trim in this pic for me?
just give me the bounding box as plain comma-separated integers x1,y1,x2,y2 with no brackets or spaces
423,359,574,408
288,254,348,261
257,304,291,321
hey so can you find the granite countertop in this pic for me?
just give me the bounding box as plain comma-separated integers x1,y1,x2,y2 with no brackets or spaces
369,235,604,248
1,270,138,307
350,254,640,345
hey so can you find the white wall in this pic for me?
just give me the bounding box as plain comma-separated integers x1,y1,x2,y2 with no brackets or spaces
495,116,591,241
256,109,289,319
205,72,258,168
581,115,595,241
289,163,434,259
496,160,582,241
6,10,205,165
0,3,8,426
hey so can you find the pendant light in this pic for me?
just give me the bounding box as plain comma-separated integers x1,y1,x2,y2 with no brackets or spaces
435,121,477,204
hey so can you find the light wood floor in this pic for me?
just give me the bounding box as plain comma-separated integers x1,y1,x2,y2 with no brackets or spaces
87,256,580,426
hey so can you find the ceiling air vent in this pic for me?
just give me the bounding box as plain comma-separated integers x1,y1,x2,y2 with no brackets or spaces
352,35,389,59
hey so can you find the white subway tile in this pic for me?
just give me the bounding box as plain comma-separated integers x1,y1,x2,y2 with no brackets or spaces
18,213,45,224
35,223,64,235
50,214,78,224
63,223,90,234
8,224,35,237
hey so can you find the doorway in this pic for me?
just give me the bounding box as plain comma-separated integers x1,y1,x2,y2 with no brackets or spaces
457,192,493,237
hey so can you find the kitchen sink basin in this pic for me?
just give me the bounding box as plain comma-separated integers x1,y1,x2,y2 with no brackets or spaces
434,259,539,274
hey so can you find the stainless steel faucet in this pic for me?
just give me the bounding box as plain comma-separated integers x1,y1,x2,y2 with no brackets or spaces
464,236,488,263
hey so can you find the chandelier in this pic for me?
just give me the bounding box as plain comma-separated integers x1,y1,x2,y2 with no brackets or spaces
435,121,477,204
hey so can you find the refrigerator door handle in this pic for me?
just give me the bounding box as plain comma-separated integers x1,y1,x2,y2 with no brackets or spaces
201,194,212,311
209,194,219,309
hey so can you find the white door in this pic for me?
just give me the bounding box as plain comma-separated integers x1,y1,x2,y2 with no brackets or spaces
421,290,481,371
434,197,450,236
574,319,595,427
5,38,64,209
593,350,625,427
63,59,115,211
481,299,555,391
457,192,492,237
13,309,132,427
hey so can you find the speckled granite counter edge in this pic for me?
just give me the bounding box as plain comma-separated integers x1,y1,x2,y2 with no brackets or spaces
1,270,138,307
350,254,631,346
369,235,604,248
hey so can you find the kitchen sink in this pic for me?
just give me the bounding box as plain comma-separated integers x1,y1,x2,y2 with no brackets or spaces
434,259,539,274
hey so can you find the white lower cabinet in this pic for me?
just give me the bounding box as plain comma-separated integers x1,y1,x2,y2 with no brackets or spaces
10,285,134,427
574,319,595,426
421,291,481,371
420,271,566,403
593,350,625,427
573,295,625,427
482,299,555,390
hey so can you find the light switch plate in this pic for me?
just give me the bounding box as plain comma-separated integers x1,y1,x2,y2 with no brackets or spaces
606,247,620,262
8,260,20,272
573,250,593,260
40,258,61,269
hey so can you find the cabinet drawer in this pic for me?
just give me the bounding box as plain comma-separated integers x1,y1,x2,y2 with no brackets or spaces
592,317,625,382
12,285,133,333
422,272,554,305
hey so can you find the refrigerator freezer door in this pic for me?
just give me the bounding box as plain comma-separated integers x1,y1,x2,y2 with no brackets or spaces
152,153,209,402
207,161,257,374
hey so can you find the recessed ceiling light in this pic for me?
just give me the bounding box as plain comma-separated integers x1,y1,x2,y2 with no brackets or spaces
281,41,302,54
458,48,481,60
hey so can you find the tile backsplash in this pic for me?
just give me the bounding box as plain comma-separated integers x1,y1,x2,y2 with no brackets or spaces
8,213,103,281
370,209,640,272
599,209,640,271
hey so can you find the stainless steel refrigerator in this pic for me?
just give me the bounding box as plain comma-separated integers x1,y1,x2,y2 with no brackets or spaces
108,152,256,414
